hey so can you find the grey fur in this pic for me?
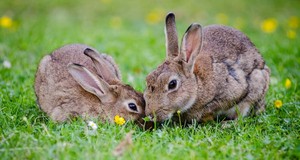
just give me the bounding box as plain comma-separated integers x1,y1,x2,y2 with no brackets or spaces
144,13,270,122
34,44,145,122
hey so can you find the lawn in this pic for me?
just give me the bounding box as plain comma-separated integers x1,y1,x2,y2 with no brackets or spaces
0,0,299,159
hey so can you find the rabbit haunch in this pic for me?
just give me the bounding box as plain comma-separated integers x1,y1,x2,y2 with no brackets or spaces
34,44,145,123
144,13,270,122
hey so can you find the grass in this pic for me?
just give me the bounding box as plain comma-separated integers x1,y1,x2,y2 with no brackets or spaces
0,0,299,159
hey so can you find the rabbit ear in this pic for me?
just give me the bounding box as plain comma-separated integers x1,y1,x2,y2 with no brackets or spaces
67,63,114,102
180,23,203,72
84,48,121,82
165,12,179,60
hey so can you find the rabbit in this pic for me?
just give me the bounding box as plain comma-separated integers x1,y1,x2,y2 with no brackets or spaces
144,13,270,123
34,44,146,123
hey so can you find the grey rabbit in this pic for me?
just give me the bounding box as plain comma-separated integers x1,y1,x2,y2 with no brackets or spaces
144,13,270,122
35,44,145,123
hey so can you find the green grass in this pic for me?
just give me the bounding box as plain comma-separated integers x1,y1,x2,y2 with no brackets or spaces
0,0,299,159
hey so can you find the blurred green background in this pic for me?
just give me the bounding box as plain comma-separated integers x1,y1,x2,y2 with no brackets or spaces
0,0,299,159
1,0,299,88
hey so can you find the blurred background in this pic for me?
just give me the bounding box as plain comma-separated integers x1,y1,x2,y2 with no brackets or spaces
0,1,299,159
0,0,299,90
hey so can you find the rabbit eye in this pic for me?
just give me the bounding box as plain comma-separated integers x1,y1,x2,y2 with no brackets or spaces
128,103,138,111
168,79,177,90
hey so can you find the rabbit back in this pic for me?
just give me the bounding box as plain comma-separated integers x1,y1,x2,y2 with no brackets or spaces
34,44,107,122
190,25,270,119
202,25,265,73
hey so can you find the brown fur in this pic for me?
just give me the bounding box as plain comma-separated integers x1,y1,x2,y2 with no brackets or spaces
144,13,270,122
34,44,145,122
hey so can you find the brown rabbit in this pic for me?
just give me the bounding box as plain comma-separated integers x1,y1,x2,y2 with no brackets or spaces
34,44,145,123
144,13,270,122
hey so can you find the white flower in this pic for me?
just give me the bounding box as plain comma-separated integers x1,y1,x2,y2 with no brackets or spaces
3,60,11,68
87,121,98,130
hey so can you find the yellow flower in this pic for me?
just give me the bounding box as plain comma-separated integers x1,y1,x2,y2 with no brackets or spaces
274,100,283,109
0,16,13,28
177,110,181,114
288,16,299,29
285,78,292,89
146,8,164,25
261,18,277,33
286,30,296,39
110,16,122,29
216,13,228,24
114,115,126,126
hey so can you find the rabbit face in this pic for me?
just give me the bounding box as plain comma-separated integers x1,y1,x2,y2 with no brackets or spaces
109,84,145,122
67,48,146,123
143,13,203,122
144,60,198,122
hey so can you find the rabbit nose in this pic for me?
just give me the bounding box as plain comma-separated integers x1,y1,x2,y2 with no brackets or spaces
145,106,155,117
135,116,154,130
147,114,153,120
145,103,150,114
145,113,157,123
145,102,158,120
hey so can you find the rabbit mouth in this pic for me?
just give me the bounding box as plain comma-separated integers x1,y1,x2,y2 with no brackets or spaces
135,117,155,130
148,113,173,121
146,108,174,122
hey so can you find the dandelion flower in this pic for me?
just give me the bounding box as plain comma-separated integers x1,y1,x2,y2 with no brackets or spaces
286,30,296,39
261,18,277,33
274,100,283,109
87,121,98,130
285,78,292,89
3,60,11,68
0,16,13,28
288,16,299,29
146,8,164,25
114,115,126,126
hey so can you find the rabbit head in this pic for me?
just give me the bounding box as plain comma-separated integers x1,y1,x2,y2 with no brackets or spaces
68,48,145,123
144,13,203,122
